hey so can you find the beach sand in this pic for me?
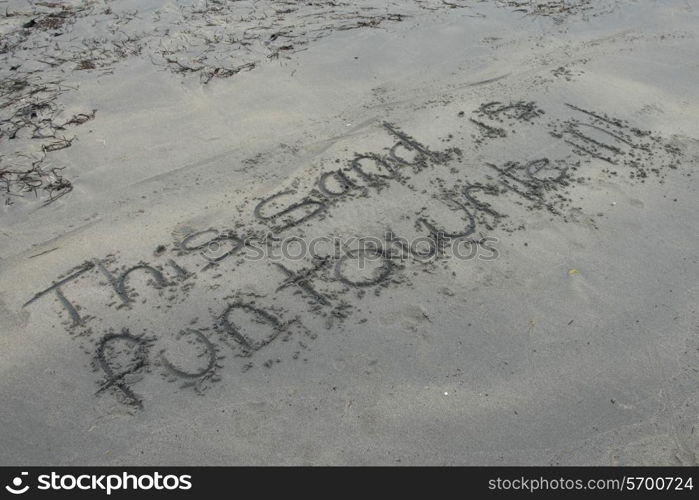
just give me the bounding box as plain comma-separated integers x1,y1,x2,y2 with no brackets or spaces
1,0,699,465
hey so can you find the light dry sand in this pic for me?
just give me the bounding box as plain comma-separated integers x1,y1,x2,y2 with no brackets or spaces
1,0,699,465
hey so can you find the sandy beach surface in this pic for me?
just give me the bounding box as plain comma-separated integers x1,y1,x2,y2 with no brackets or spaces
1,0,699,465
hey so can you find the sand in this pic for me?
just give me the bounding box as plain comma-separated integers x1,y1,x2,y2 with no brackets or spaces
1,0,699,465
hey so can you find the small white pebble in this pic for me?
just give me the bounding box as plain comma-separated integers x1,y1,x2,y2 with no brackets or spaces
444,392,449,396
